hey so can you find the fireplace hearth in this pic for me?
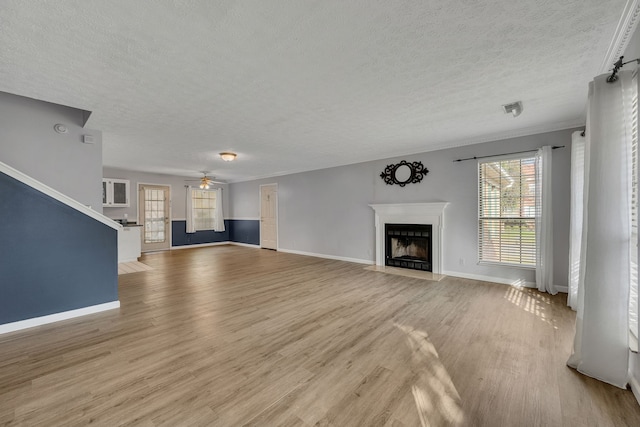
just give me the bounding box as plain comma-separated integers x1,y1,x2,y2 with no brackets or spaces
385,224,432,271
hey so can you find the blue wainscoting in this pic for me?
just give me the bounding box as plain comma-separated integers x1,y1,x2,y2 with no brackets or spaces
0,172,118,325
172,220,230,246
229,219,260,245
171,219,260,247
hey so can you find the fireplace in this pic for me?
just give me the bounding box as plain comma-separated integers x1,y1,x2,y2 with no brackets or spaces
385,224,432,271
369,202,448,274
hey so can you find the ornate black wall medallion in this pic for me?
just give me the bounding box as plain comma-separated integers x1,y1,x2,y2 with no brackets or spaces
380,160,429,187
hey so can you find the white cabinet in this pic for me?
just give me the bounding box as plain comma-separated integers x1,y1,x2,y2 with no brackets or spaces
103,178,130,207
118,225,142,263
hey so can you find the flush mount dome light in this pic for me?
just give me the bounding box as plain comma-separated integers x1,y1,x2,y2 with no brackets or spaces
219,152,237,162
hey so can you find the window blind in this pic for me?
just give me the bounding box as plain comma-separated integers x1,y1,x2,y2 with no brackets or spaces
478,156,537,266
630,71,638,347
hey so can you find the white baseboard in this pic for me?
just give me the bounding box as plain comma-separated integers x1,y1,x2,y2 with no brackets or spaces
171,242,230,250
0,301,120,335
630,373,640,407
278,248,374,265
443,270,536,288
171,241,262,250
443,271,568,294
229,242,261,248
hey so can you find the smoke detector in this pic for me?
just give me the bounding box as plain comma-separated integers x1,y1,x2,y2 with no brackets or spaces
53,123,68,133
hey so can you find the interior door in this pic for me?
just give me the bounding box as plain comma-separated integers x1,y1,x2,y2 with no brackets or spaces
139,185,171,252
260,184,278,250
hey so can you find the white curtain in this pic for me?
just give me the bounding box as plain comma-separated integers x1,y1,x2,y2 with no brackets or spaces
213,187,225,232
568,132,585,310
567,71,635,389
185,186,196,234
535,145,555,294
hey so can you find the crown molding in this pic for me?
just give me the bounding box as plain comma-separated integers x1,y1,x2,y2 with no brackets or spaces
600,0,640,74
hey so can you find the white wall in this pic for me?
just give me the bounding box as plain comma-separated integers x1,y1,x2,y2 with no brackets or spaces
0,92,103,212
102,167,229,222
230,128,575,286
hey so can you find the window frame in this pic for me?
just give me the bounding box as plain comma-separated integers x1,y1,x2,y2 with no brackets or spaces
477,153,538,269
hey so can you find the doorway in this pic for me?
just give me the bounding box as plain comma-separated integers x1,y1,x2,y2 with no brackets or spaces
139,184,171,252
260,184,278,250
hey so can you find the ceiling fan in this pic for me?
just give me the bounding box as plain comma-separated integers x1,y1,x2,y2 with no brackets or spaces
185,171,226,189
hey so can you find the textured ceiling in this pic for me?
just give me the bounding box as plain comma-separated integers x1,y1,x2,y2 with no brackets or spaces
0,0,630,182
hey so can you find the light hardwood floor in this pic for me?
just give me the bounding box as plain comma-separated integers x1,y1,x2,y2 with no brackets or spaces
2,245,640,426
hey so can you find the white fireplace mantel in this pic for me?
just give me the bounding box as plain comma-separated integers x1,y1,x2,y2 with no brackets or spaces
369,202,449,274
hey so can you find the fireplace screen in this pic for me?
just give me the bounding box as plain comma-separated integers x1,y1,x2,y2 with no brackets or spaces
385,224,432,271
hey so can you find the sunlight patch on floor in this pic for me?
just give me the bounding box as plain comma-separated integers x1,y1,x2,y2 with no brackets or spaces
395,323,465,426
503,286,556,327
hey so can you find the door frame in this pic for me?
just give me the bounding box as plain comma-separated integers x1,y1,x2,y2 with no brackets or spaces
138,182,172,252
259,183,278,250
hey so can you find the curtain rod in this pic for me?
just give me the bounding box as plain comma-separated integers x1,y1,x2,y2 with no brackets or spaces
607,56,640,83
453,145,565,163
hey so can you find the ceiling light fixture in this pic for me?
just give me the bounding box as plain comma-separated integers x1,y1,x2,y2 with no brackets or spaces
502,101,523,118
199,172,213,189
219,152,237,162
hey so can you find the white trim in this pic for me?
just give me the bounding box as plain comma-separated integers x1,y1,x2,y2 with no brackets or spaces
1,160,120,230
630,373,640,407
369,202,448,274
172,217,187,221
600,0,640,74
555,285,569,294
443,270,536,288
278,248,374,265
171,242,230,250
0,301,120,335
229,242,261,248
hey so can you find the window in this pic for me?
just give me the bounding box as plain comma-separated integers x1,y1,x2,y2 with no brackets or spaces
478,155,537,266
191,189,216,231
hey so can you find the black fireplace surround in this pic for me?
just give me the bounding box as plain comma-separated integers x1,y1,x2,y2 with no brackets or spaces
385,223,432,271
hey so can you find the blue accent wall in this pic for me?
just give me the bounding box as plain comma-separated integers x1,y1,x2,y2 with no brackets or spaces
171,219,260,246
0,171,118,325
